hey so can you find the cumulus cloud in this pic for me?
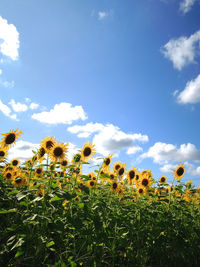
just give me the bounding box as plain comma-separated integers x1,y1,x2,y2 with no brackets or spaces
32,102,87,125
0,99,17,120
126,146,143,155
29,102,39,110
0,16,19,60
9,99,28,112
177,74,200,104
161,30,200,70
141,142,200,164
180,0,196,14
68,122,148,156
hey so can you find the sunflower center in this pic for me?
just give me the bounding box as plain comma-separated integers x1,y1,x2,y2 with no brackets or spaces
110,174,114,179
139,188,143,194
113,182,117,189
142,178,149,187
90,181,94,186
39,147,45,158
177,167,184,176
135,175,139,180
62,160,68,166
6,173,12,179
12,160,18,166
105,158,110,165
0,151,5,157
36,168,42,174
115,164,120,170
16,178,22,184
5,133,16,145
161,177,166,183
46,141,53,149
54,147,63,157
83,147,91,157
129,170,135,179
118,168,124,176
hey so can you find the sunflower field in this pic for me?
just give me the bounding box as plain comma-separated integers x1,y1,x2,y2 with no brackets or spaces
1,129,200,267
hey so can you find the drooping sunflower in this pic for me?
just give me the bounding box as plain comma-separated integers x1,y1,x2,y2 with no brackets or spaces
159,175,167,185
49,142,68,162
81,142,95,162
0,147,8,162
41,136,57,153
113,161,122,173
174,164,185,181
0,129,23,148
102,154,113,169
11,158,20,167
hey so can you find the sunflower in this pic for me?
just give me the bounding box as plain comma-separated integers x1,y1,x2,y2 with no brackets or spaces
11,158,20,167
140,177,151,188
0,147,8,161
60,159,68,169
81,142,95,162
31,155,38,165
37,147,46,163
174,164,185,181
108,171,115,180
0,129,23,148
134,173,140,184
41,136,57,152
127,168,136,185
159,176,167,185
12,173,27,187
102,154,113,169
49,142,68,162
117,163,126,177
87,180,96,188
137,186,146,195
113,161,122,172
87,172,96,181
35,167,43,177
72,153,81,163
111,181,118,191
3,171,14,181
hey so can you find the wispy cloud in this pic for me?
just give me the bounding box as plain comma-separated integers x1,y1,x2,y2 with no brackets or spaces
0,99,17,120
180,0,196,14
98,10,113,21
0,80,15,88
161,30,200,70
32,102,87,125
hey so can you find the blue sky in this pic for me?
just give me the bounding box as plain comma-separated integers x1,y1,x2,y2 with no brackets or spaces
0,0,200,184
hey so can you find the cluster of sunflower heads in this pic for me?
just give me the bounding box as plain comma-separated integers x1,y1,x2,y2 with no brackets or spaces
1,129,200,206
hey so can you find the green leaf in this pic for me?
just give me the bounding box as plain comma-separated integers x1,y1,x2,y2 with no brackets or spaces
50,196,64,202
78,203,84,209
15,247,23,258
46,241,55,248
0,209,17,214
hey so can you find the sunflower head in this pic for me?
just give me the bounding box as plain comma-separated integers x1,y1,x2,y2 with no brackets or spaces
174,164,185,181
72,153,81,163
113,161,122,172
137,186,146,196
140,177,151,188
127,168,136,185
50,142,68,162
111,181,118,191
11,158,20,167
0,147,8,162
41,136,56,152
35,167,43,177
3,171,14,181
38,147,46,162
87,180,96,188
81,142,95,162
102,154,113,169
159,176,167,184
60,159,68,169
0,129,23,148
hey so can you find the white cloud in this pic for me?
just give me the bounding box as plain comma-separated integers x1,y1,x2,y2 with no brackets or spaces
68,122,148,157
0,69,2,75
32,102,87,125
180,0,196,14
0,99,17,120
29,102,39,110
98,10,113,20
7,140,40,162
160,163,177,173
161,30,200,70
9,99,28,112
126,146,143,155
141,142,200,164
25,98,31,103
0,16,19,60
0,80,15,88
177,74,200,104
